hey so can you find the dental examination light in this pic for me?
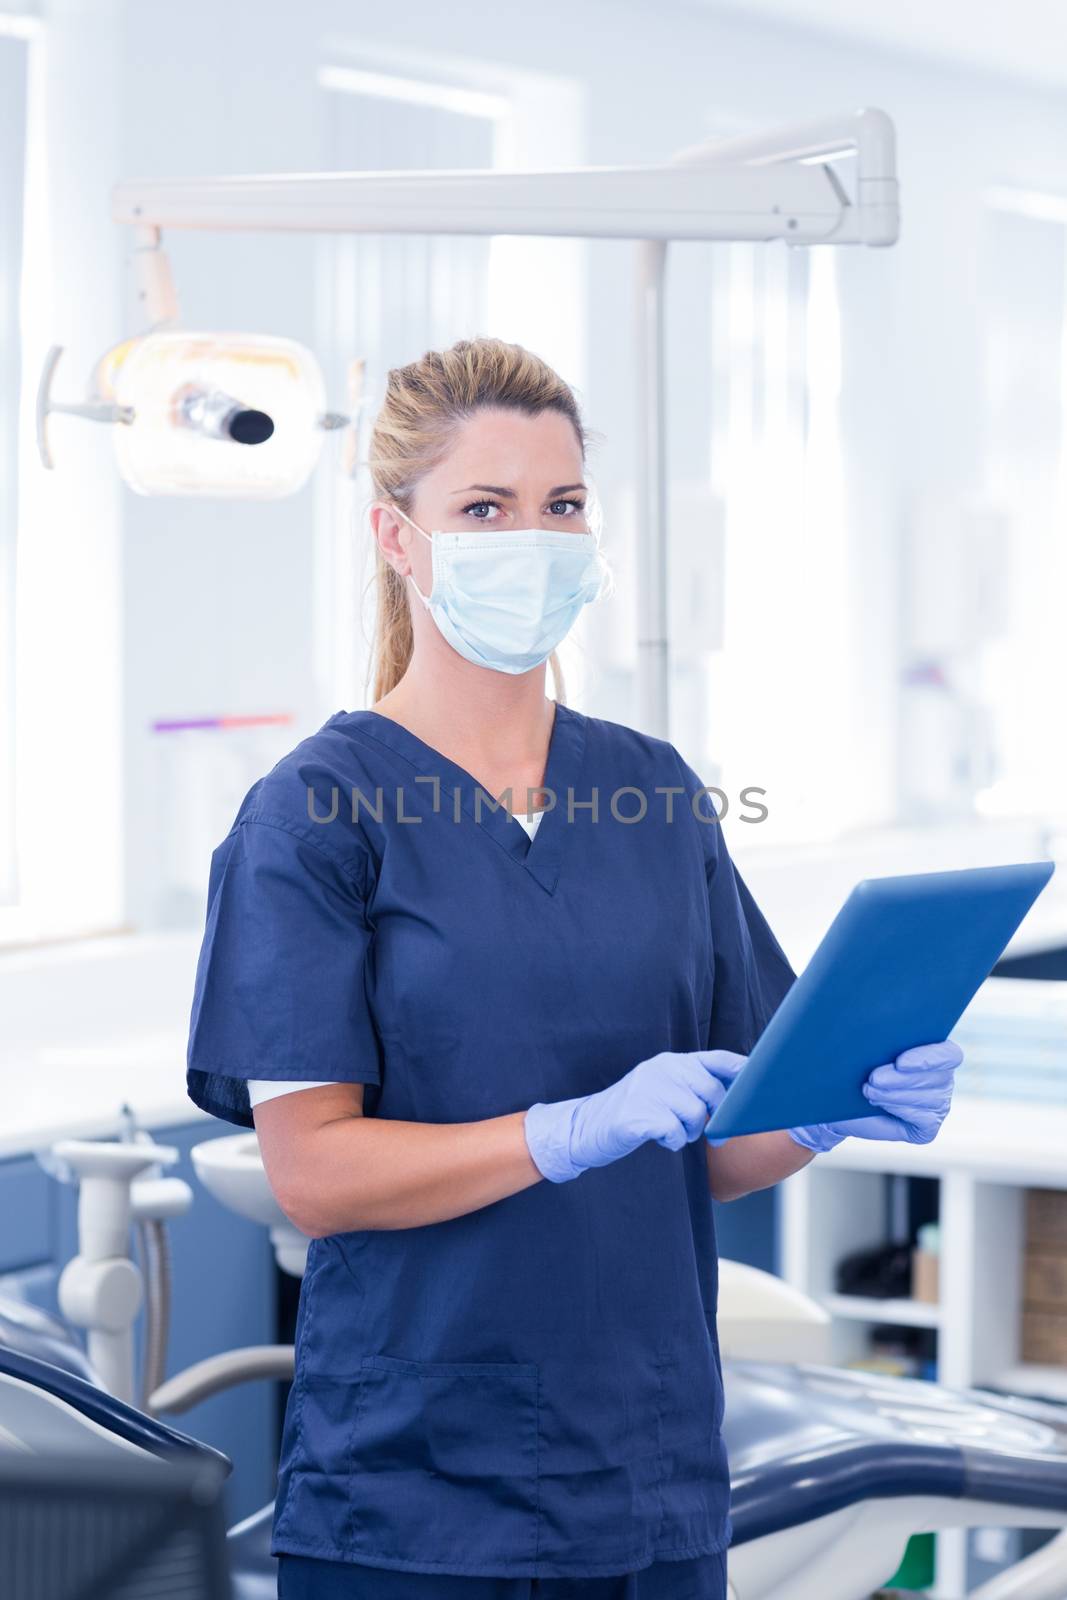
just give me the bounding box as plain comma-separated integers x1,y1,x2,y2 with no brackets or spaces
37,328,355,498
99,330,331,499
45,107,898,724
36,240,357,497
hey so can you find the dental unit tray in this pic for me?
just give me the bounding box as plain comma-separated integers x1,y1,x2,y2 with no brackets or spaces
705,859,1055,1140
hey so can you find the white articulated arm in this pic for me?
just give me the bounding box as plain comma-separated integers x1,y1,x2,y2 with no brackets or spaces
52,1139,179,1404
111,110,899,249
669,106,899,246
148,1345,295,1417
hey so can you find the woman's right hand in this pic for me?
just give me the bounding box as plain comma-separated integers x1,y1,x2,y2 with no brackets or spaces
523,1050,746,1184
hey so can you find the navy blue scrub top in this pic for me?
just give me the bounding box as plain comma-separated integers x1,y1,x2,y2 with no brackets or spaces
186,703,797,1579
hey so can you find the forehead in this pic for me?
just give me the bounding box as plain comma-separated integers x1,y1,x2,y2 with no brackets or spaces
434,407,583,487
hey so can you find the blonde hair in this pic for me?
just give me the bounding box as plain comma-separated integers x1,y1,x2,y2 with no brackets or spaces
364,336,595,705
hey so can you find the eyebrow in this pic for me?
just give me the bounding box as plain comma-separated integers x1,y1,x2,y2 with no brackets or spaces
451,482,587,498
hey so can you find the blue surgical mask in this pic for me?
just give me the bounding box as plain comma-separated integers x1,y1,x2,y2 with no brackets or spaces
390,506,611,675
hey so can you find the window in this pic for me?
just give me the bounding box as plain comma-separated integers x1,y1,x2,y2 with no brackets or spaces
4,2,135,944
678,240,850,847
973,191,1067,820
0,20,32,905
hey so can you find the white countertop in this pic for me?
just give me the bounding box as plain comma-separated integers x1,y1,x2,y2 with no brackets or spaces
0,931,210,1161
0,1032,207,1160
817,1093,1067,1187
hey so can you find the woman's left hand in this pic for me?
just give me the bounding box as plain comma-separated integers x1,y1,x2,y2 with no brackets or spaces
788,1040,964,1155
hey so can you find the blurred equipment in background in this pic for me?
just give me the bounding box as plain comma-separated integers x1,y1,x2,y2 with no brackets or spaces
1022,1189,1067,1368
835,1238,914,1300
953,976,1067,1103
149,713,297,927
0,1452,232,1600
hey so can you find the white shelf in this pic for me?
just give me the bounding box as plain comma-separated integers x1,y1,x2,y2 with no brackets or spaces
824,1292,942,1329
989,1364,1067,1405
781,1159,1032,1599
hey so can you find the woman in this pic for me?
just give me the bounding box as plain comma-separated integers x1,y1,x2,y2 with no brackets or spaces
186,337,962,1600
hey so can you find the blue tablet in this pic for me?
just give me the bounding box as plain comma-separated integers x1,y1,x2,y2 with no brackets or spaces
704,859,1056,1140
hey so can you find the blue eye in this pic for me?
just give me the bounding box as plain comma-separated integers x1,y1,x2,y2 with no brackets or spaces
460,496,586,521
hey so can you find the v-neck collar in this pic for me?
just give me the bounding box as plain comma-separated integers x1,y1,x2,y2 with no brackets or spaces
343,700,587,897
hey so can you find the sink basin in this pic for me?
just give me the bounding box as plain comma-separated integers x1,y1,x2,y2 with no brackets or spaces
191,1132,308,1276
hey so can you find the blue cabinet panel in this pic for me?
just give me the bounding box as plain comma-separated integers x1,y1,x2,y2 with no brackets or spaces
713,1187,779,1277
0,1158,53,1272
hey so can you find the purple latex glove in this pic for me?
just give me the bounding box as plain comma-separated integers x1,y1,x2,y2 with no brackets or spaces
788,1040,964,1155
524,1049,747,1183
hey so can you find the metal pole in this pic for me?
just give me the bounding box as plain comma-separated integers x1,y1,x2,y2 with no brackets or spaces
635,237,669,738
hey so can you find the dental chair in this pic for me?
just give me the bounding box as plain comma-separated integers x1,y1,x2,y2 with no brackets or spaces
0,1300,276,1599
9,1291,1067,1599
9,1140,1067,1600
725,1361,1067,1600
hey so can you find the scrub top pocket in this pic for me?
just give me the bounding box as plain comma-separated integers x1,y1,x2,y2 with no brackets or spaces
348,1355,541,1569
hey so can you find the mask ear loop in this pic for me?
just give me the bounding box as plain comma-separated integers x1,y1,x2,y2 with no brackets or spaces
377,500,434,607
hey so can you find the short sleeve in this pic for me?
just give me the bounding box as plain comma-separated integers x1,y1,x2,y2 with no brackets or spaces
672,747,798,1056
186,814,382,1129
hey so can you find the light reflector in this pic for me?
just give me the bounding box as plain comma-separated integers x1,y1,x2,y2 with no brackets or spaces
109,330,326,498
